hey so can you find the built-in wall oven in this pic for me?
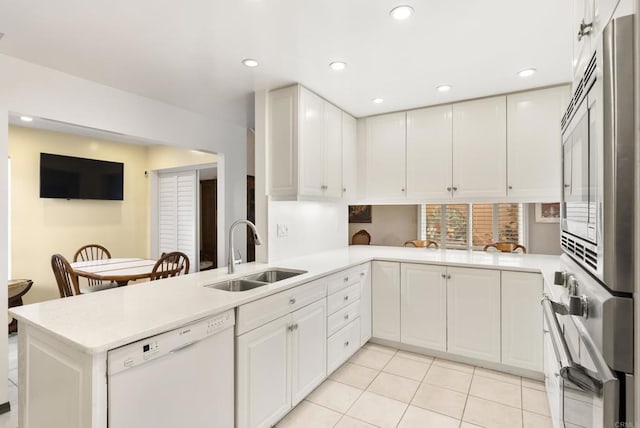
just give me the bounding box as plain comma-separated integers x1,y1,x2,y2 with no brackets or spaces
552,14,635,428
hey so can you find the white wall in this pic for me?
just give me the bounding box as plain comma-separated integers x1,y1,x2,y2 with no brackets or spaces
0,53,247,407
526,204,561,255
267,201,348,261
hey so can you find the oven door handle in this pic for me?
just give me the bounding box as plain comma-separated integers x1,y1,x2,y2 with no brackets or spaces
541,296,603,394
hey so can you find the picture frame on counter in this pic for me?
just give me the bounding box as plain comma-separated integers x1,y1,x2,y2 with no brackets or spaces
535,202,560,223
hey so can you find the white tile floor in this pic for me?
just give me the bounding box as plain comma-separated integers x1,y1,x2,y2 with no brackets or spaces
277,343,552,428
0,335,19,428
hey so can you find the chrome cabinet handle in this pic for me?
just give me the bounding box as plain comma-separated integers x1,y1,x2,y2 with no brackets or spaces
577,19,593,41
401,188,405,192
447,274,451,279
344,341,350,347
289,298,296,305
343,277,349,282
446,187,452,192
343,187,347,193
344,314,350,320
441,273,446,279
288,324,298,332
344,295,349,301
360,272,365,277
452,187,458,192
508,185,513,190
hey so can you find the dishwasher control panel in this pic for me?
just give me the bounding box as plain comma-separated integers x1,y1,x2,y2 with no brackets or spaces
108,309,235,375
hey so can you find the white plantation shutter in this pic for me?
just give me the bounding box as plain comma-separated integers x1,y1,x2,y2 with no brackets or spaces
419,203,524,249
158,171,197,269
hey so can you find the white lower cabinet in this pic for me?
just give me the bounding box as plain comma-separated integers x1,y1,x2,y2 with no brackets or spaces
372,261,401,341
327,318,361,374
501,271,543,371
400,264,447,351
236,298,327,428
447,267,501,363
358,264,372,345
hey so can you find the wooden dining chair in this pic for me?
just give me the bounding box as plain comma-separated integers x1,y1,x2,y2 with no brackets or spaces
150,252,190,281
73,244,117,290
483,242,527,254
51,254,81,298
403,239,439,249
73,244,111,262
351,230,371,245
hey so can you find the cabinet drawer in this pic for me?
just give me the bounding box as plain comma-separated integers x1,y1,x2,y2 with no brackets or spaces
328,300,360,336
327,267,360,295
237,279,327,335
327,318,361,374
327,283,361,315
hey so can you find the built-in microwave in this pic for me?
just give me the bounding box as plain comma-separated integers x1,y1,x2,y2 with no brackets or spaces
560,14,634,295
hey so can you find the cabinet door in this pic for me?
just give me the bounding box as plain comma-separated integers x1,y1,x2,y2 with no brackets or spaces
447,267,501,362
298,87,324,197
452,96,507,199
372,261,401,341
507,86,569,200
365,113,406,199
290,299,327,405
323,102,343,198
406,106,453,200
501,271,543,372
358,263,372,345
401,264,447,351
268,86,298,197
237,314,291,428
573,0,594,81
342,112,358,200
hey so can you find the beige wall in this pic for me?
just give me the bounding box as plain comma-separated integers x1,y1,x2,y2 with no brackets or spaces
147,144,217,171
348,205,418,246
9,126,219,304
526,203,561,255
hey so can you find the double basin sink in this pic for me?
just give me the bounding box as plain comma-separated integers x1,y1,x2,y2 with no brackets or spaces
205,268,307,292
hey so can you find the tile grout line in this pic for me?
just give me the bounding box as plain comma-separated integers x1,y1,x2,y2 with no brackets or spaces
393,360,435,428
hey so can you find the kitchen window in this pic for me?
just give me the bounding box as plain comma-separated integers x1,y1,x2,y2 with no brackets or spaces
419,203,525,250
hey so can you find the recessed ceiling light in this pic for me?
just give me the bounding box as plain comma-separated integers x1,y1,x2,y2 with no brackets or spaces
20,116,33,122
518,68,537,77
242,58,259,68
329,61,347,71
390,5,414,20
372,98,384,104
436,85,452,92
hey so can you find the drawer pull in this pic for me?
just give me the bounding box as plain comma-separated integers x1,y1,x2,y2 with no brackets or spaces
344,341,350,347
287,323,299,332
289,298,296,305
344,295,349,301
344,314,350,320
343,277,349,283
441,273,446,279
360,272,365,277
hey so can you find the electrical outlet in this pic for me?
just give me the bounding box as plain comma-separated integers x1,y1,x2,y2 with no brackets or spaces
277,223,289,238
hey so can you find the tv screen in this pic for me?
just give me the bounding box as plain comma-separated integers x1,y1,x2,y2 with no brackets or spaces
40,153,124,200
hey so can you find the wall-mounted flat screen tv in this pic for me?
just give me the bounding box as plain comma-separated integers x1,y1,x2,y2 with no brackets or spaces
40,153,124,200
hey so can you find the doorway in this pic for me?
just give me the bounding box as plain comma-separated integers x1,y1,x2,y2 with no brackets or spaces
200,178,217,270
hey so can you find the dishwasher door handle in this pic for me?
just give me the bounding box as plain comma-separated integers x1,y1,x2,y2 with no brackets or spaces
170,340,199,355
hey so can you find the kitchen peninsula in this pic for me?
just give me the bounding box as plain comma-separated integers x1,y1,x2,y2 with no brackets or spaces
11,246,573,428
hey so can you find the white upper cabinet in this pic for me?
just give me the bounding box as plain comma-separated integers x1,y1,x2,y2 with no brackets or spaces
364,112,407,200
406,106,453,200
298,87,324,197
507,86,570,201
452,96,507,200
341,112,357,200
572,0,594,82
268,85,345,200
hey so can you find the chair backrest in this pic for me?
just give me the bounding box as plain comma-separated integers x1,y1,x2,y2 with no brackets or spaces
403,239,440,249
51,254,81,298
151,252,190,281
73,244,111,262
351,230,371,245
483,242,527,254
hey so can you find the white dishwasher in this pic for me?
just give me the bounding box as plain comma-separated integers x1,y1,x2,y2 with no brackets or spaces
107,310,235,428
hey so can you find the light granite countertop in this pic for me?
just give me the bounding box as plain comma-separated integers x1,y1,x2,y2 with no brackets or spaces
10,246,572,354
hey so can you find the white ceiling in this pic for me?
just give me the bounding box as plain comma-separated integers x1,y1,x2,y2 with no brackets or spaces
0,0,572,128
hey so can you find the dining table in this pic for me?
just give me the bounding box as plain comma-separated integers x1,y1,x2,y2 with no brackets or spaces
70,258,159,287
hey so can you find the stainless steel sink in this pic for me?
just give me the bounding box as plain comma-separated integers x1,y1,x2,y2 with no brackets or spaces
207,279,268,292
205,268,307,292
244,268,307,283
